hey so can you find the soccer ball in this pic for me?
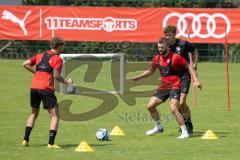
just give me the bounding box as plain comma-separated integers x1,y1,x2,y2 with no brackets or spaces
96,128,109,141
66,84,75,94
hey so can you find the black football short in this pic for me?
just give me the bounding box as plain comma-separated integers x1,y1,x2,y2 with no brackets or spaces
30,89,57,109
180,73,191,94
153,89,181,102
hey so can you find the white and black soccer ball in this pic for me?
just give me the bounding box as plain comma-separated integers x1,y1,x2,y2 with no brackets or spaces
96,128,109,141
66,84,76,94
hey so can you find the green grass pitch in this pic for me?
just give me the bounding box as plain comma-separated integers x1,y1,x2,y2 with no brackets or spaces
0,59,240,160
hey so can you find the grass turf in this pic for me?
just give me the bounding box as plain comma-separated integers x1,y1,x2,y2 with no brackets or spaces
0,59,240,160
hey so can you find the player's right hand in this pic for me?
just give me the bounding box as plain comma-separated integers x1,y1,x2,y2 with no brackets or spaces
132,77,140,82
67,78,73,85
193,80,202,90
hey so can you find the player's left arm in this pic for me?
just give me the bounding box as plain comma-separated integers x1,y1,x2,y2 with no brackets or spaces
176,54,202,89
187,64,202,89
187,42,198,70
52,56,72,85
192,48,199,70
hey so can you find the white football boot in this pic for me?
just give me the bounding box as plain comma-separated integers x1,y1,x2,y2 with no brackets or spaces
177,130,190,139
145,126,164,136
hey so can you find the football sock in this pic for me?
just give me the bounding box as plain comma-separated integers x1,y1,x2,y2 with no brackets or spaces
187,116,192,123
48,130,57,145
184,115,192,123
180,125,188,134
155,121,163,129
24,126,32,142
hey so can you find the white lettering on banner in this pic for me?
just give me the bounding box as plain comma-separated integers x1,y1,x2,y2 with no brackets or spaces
45,16,137,32
163,12,231,39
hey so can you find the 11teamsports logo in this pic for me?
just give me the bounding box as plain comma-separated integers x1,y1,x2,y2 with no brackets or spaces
45,16,137,32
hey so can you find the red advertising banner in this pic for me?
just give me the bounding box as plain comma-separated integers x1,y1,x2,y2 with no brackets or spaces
0,6,239,43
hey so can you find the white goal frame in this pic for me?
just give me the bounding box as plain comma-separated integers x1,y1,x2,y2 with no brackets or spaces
60,53,125,95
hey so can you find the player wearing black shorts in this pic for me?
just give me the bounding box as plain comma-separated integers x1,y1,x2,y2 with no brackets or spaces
133,38,201,139
22,37,72,149
163,25,199,134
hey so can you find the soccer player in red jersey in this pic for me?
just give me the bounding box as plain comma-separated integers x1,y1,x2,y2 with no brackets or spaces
133,38,202,138
21,37,72,148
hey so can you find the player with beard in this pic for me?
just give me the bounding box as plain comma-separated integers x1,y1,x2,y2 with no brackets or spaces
133,37,202,138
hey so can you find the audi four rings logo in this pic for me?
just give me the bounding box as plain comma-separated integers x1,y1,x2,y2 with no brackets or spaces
163,12,231,39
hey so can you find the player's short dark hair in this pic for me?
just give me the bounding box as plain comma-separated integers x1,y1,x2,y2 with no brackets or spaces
158,37,168,45
50,36,64,49
163,25,177,34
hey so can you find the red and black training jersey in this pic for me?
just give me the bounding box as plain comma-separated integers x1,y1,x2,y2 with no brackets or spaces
29,50,63,92
151,52,187,90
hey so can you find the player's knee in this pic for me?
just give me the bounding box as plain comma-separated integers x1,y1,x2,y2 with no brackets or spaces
51,112,59,119
147,103,156,112
179,101,186,108
170,106,178,114
32,110,39,117
146,104,152,111
34,112,39,117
